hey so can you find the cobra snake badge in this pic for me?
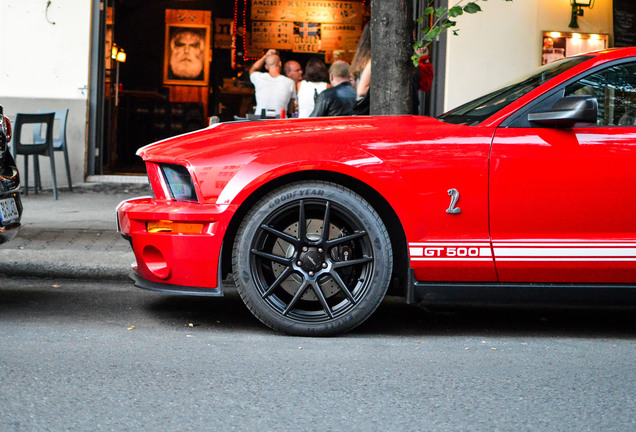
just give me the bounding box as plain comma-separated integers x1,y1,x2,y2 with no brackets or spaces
446,188,461,214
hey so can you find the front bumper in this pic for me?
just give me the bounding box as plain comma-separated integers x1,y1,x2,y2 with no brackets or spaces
116,197,236,291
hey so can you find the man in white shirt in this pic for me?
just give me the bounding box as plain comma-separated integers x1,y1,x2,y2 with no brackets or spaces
249,49,295,118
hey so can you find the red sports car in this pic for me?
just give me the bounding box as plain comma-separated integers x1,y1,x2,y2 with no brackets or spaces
117,48,636,336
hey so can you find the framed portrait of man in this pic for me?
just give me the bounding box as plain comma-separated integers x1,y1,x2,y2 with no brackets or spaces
163,23,210,86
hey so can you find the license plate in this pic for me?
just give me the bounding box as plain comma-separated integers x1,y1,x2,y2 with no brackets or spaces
0,197,19,224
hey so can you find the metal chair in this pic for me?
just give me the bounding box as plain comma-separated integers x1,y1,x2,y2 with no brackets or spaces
34,109,72,191
11,112,58,200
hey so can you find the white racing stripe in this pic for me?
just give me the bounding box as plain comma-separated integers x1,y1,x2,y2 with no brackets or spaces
495,247,636,257
409,241,636,262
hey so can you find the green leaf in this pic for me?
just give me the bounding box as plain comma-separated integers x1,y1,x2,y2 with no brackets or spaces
442,20,457,29
412,54,421,67
448,6,463,18
434,7,447,18
452,29,460,36
463,2,482,14
424,6,435,15
423,27,442,41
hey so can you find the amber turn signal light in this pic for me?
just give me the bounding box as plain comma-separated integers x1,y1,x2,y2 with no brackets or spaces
147,220,203,234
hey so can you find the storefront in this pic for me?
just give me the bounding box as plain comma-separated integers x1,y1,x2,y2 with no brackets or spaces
0,1,630,187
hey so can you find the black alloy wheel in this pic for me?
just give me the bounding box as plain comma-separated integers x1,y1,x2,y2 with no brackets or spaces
233,181,392,336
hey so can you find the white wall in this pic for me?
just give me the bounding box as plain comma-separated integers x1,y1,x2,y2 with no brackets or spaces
0,0,92,187
444,0,614,111
0,0,92,99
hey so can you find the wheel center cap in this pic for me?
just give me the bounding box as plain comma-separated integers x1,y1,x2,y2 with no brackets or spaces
299,249,323,272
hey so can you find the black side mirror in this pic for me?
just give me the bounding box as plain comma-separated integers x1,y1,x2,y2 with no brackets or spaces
528,95,598,128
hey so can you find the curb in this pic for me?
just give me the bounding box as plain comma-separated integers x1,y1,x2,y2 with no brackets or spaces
0,250,134,281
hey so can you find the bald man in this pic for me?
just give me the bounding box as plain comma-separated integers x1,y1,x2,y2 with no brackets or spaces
284,60,303,85
249,49,296,117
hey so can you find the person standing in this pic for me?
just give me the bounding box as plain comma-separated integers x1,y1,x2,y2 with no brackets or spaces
349,24,371,114
283,60,303,117
249,49,295,117
283,60,303,85
309,61,357,117
297,58,330,118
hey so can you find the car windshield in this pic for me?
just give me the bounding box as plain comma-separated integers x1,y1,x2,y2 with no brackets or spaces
438,55,592,126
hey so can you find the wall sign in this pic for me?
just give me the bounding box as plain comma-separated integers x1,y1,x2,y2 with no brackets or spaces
249,0,363,54
293,22,321,52
252,21,293,49
321,24,361,51
251,1,363,24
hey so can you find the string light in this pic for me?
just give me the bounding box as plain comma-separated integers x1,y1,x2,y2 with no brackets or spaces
233,0,238,66
243,0,259,61
233,0,260,66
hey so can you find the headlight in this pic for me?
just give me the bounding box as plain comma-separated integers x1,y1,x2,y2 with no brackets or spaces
160,164,198,202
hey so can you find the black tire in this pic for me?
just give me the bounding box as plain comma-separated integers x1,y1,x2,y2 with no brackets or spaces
232,181,392,336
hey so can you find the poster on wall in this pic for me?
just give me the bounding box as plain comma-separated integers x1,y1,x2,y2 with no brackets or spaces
293,22,321,53
163,23,211,86
252,21,293,49
251,0,363,24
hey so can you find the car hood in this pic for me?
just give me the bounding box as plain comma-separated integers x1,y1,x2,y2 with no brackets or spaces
136,115,459,165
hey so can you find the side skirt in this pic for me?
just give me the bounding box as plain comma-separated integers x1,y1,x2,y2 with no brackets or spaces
407,269,636,307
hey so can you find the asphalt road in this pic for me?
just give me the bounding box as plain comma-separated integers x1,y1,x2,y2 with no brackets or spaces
0,277,634,431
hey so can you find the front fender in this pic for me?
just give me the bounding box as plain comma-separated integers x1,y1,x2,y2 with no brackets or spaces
215,147,405,217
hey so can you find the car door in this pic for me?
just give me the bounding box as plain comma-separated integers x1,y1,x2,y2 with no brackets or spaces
490,60,636,283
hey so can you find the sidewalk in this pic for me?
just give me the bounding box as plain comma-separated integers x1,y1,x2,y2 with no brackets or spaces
0,179,151,280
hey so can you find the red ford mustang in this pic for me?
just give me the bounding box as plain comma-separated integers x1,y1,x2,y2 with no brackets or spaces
117,48,636,336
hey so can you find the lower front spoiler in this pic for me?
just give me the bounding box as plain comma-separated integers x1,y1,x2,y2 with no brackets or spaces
130,271,223,297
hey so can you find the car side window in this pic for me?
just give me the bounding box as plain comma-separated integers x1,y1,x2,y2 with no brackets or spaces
565,62,636,126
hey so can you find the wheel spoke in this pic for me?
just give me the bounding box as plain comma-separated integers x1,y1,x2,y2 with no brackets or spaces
320,201,331,243
261,224,300,246
312,280,334,319
251,249,292,266
332,256,373,269
283,280,311,316
262,267,293,298
298,200,307,242
326,231,367,248
327,270,357,305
